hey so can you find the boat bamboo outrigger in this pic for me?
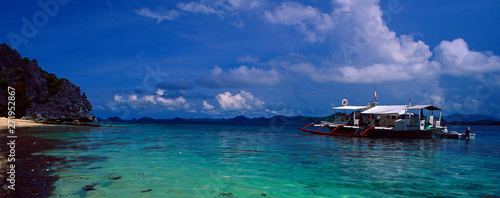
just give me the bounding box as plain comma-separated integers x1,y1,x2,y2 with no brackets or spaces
298,99,445,138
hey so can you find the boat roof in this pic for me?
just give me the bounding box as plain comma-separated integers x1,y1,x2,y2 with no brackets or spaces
361,105,407,115
332,106,371,110
407,105,441,111
333,103,442,114
361,104,441,114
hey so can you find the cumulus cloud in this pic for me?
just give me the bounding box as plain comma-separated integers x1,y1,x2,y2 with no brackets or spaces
108,93,191,111
202,100,215,110
216,90,264,110
331,59,441,83
263,0,445,83
265,0,500,84
263,2,335,42
330,0,440,82
434,38,500,76
198,65,282,88
135,8,181,24
200,100,221,115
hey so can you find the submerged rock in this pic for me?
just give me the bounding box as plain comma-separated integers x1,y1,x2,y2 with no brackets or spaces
110,176,122,180
82,183,99,191
141,189,153,193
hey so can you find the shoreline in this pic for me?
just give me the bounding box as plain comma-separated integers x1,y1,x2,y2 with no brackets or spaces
0,117,55,130
0,134,64,197
0,117,101,129
0,117,61,197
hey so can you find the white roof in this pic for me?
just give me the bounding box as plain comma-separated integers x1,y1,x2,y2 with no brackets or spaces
361,105,407,115
333,106,371,110
407,105,441,111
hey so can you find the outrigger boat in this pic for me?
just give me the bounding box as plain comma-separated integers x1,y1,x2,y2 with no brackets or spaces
299,99,445,138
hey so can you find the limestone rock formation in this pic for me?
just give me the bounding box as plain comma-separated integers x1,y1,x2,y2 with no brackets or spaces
0,43,95,121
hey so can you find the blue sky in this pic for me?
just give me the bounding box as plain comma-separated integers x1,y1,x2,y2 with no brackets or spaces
2,0,500,119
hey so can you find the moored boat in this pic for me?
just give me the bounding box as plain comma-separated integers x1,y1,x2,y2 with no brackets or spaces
299,99,444,139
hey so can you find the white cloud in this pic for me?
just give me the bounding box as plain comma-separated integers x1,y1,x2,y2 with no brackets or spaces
109,94,191,111
198,65,282,88
434,38,500,76
216,90,264,110
329,0,439,82
202,100,215,110
263,2,335,42
201,100,220,115
128,95,138,101
157,96,190,110
156,89,165,96
177,0,262,13
135,8,181,24
226,0,262,11
145,95,156,104
95,105,106,111
177,2,219,14
265,0,444,83
263,1,500,85
114,95,123,102
333,61,441,83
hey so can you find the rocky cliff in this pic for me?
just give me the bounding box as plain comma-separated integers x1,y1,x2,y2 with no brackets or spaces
0,43,95,121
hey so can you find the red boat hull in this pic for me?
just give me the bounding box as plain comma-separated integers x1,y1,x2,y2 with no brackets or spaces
298,125,437,139
298,127,367,137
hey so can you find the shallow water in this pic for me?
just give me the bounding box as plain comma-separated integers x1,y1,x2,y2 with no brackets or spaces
23,123,500,197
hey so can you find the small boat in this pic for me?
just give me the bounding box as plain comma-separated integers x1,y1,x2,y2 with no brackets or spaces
434,128,476,140
299,99,445,139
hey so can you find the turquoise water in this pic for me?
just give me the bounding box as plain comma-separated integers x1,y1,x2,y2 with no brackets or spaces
25,123,500,197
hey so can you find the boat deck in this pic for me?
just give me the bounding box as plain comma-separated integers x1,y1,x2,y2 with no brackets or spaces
313,124,393,130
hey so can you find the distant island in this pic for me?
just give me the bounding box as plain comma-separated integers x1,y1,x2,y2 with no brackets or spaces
98,114,500,126
98,115,319,126
0,43,95,122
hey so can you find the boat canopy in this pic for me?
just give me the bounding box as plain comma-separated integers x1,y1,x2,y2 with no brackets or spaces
361,105,407,115
407,105,441,111
333,104,441,115
332,106,371,110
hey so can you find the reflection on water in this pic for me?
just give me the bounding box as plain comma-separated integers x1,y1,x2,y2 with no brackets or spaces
24,124,500,197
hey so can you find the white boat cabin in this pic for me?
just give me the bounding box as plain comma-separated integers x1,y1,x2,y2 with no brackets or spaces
332,103,442,131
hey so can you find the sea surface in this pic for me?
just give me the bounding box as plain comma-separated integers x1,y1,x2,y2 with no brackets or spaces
15,123,500,197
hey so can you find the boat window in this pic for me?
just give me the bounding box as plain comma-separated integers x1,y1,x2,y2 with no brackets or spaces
400,115,406,119
392,116,396,119
386,116,390,119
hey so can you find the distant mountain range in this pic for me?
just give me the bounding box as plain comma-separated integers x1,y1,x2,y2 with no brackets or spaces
98,113,500,126
442,114,500,125
442,114,499,122
98,115,319,126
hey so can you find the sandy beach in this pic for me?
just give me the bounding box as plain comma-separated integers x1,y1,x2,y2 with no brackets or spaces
0,117,54,130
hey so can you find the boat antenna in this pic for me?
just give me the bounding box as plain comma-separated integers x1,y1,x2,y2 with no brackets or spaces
373,79,377,102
